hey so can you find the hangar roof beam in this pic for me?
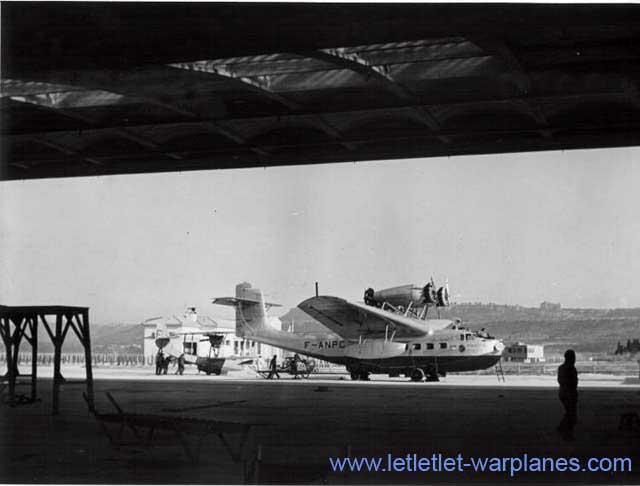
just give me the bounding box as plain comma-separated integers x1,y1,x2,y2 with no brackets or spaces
167,62,357,151
301,48,451,144
468,37,553,137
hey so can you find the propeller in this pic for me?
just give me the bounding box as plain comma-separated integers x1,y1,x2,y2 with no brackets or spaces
364,288,376,306
422,277,438,305
436,280,450,307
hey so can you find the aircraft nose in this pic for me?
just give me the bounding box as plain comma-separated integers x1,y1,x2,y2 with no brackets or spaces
494,342,505,353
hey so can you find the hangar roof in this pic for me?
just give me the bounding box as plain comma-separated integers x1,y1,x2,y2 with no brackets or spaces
2,3,640,180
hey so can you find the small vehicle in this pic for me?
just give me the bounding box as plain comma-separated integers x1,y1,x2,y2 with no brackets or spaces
196,356,225,375
255,357,316,379
284,356,316,379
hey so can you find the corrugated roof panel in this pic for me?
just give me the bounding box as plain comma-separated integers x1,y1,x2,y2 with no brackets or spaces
251,69,366,92
1,79,82,97
390,56,500,81
10,90,129,109
341,38,469,53
356,41,484,65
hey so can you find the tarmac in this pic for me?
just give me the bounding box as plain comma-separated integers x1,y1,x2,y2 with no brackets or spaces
1,366,639,484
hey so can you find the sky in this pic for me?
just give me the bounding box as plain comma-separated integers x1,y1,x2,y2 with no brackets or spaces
1,147,639,323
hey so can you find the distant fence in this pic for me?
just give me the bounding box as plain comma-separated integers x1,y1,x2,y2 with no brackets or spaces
1,353,636,375
471,360,639,376
0,352,151,367
0,352,340,369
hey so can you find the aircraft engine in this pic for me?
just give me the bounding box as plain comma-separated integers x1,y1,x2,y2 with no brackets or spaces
364,288,377,306
364,281,449,308
370,284,427,308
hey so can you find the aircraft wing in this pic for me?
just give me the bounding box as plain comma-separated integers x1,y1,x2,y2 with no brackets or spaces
298,296,451,340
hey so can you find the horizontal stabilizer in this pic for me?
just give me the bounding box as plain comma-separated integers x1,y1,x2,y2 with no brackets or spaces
169,328,236,336
212,297,282,308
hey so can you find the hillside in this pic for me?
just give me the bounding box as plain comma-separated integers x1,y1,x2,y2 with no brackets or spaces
34,323,144,354
34,303,638,359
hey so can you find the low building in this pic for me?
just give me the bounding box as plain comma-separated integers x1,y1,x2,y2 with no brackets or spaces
540,301,561,312
503,342,545,363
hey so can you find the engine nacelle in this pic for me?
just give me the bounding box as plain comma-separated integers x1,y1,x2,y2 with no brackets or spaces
367,284,425,308
364,282,450,308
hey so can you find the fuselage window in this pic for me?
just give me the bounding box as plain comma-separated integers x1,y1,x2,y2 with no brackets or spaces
426,343,434,350
460,334,465,341
466,334,473,340
440,342,447,349
413,343,421,350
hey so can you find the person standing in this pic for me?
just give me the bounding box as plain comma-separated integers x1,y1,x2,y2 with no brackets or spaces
292,353,302,379
267,354,280,379
155,350,164,375
176,353,185,375
162,355,170,375
557,349,578,440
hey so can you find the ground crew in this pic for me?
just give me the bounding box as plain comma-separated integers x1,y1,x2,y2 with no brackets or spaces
163,356,171,375
292,354,302,379
176,353,185,375
557,349,578,440
267,354,280,379
155,350,164,375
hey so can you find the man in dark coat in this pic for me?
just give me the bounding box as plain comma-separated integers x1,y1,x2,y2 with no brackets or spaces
176,353,185,375
163,356,171,375
557,349,578,440
155,350,164,375
267,354,280,379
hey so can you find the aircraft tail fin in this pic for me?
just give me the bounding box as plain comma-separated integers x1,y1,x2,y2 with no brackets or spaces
212,283,277,338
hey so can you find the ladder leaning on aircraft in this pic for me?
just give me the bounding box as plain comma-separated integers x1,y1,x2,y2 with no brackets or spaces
212,281,504,382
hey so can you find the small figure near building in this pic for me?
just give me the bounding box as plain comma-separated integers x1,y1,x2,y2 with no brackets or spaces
292,353,302,379
557,349,578,440
155,350,164,375
267,354,280,380
162,355,171,375
176,353,185,375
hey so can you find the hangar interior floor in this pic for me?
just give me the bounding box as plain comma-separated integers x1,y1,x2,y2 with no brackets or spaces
1,373,639,484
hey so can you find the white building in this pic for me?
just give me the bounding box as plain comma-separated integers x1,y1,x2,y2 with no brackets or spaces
141,308,283,366
503,342,545,363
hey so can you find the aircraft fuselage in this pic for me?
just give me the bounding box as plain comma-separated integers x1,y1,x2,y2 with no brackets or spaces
242,323,503,378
